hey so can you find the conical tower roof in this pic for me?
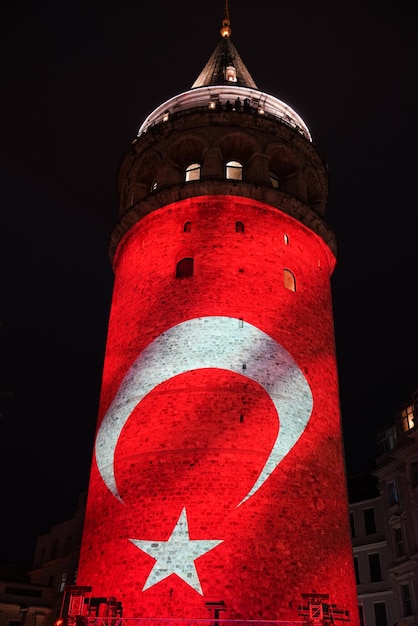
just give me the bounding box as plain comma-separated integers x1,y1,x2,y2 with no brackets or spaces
191,2,258,89
136,1,311,144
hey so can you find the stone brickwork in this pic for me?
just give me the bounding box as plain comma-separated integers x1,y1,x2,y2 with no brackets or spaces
77,194,358,622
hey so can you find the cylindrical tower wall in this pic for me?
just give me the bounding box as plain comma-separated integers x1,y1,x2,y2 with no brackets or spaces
77,194,358,621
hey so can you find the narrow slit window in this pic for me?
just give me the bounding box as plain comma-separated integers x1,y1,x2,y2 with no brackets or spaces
226,160,243,180
401,584,413,616
185,163,201,182
176,257,194,278
284,233,289,245
236,221,244,233
269,171,280,189
184,221,192,233
284,269,296,292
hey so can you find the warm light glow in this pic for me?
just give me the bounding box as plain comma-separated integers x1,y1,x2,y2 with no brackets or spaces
284,268,296,291
225,160,242,180
402,405,415,431
185,163,201,182
225,66,237,82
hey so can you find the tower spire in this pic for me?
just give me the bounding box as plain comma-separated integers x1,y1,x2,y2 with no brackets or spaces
220,0,232,38
192,0,257,89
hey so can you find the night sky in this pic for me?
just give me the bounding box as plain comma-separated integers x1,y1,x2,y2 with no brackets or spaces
1,0,417,567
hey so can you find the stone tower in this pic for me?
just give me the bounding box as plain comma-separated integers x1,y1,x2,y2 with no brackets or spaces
77,5,359,624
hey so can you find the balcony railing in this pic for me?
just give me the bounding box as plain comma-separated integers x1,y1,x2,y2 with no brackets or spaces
137,86,311,142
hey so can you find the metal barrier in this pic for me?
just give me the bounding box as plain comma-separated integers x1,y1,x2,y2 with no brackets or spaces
69,620,304,626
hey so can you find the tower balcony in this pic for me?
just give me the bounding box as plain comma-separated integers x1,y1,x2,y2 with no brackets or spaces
137,86,311,142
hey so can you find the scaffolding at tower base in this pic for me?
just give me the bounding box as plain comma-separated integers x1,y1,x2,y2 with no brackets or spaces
297,594,350,625
60,620,305,626
57,587,350,626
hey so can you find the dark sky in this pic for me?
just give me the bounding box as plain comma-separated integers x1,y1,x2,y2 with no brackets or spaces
1,0,417,567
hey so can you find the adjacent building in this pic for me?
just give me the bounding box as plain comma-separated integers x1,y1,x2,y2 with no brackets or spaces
0,565,52,626
347,386,418,626
348,473,395,626
26,492,87,626
373,390,418,625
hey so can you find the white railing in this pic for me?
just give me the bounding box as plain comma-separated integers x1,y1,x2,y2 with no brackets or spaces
137,86,311,142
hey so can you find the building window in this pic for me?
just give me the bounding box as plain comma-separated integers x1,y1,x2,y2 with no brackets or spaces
269,171,280,189
151,181,158,192
358,605,365,626
350,512,356,538
185,163,201,182
377,424,397,453
368,553,382,582
364,507,376,534
388,480,399,505
394,527,405,557
401,404,415,432
354,556,360,584
373,602,388,626
184,221,192,233
283,233,289,245
284,269,296,292
401,583,413,616
226,160,243,180
236,221,244,233
176,257,194,278
59,571,67,592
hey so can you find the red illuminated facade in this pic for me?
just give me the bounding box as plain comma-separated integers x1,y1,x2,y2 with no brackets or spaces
77,6,359,624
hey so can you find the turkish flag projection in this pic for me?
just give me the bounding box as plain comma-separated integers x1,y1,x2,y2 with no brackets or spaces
77,196,359,623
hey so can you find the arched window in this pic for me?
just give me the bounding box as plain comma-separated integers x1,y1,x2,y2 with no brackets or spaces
236,221,244,233
283,233,289,245
176,257,194,278
269,171,280,189
185,163,201,182
184,221,192,233
226,160,243,180
284,269,296,292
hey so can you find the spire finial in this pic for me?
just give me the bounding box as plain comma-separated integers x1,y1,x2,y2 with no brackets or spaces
220,0,232,38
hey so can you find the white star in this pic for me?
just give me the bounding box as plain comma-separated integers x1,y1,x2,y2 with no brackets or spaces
130,507,223,594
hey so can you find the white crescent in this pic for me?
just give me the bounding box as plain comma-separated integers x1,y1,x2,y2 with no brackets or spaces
95,316,313,506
